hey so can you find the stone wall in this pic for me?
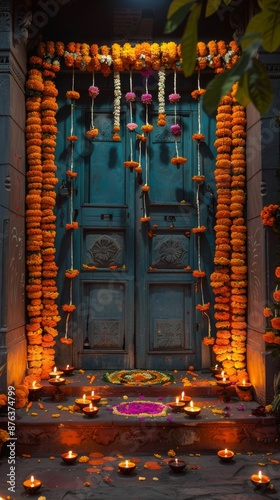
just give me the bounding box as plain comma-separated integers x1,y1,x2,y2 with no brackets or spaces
0,0,28,390
246,52,280,405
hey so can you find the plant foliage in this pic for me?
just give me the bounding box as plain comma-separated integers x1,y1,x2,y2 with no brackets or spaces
165,0,280,114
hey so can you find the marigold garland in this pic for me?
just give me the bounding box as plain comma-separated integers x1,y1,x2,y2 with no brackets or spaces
211,84,248,380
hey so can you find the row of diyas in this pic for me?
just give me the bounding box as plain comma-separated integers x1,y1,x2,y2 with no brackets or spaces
75,391,101,416
169,395,201,418
211,365,253,391
21,461,271,491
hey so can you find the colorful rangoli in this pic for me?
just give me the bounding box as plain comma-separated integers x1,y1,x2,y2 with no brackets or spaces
112,400,168,418
102,369,174,386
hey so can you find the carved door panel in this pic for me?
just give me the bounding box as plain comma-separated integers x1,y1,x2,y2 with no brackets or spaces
55,72,214,370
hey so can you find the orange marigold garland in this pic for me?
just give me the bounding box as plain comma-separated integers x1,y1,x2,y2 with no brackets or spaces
211,92,233,372
211,85,249,383
25,58,44,378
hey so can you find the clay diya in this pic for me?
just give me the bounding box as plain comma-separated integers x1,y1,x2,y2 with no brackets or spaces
28,381,42,401
82,402,99,417
61,450,78,464
184,400,201,418
118,460,136,473
49,366,63,377
169,458,187,472
210,365,223,376
60,364,75,376
217,448,234,462
215,370,228,381
75,394,91,410
169,397,185,412
216,377,232,388
251,470,270,489
23,475,42,494
179,391,191,404
48,375,65,387
236,379,252,391
88,390,101,404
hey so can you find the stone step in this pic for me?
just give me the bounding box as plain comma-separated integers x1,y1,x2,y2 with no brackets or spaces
1,371,279,458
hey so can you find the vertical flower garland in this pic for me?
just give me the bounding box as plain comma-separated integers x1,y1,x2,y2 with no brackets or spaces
113,71,121,141
229,83,247,377
86,73,99,139
40,75,60,379
211,93,233,373
140,70,153,222
157,67,166,126
123,71,139,171
61,67,80,346
25,59,44,378
191,72,211,341
169,71,187,168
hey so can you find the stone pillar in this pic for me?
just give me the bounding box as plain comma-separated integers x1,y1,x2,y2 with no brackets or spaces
246,52,280,405
0,0,29,391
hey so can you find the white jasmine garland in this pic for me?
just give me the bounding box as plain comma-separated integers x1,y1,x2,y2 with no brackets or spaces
158,67,166,115
113,71,121,130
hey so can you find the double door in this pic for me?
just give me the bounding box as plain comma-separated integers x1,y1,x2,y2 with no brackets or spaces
55,71,215,370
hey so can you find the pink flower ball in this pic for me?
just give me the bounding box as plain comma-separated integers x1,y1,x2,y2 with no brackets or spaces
141,93,152,105
171,124,181,137
125,92,136,102
169,93,181,104
88,85,99,98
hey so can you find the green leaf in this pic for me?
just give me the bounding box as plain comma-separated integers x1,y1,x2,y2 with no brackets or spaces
165,0,196,33
246,58,273,113
241,12,263,50
235,72,252,108
222,0,232,4
202,49,255,115
261,6,280,52
181,2,202,77
205,0,222,17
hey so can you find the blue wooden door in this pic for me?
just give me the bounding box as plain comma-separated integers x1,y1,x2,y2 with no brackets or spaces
55,71,215,370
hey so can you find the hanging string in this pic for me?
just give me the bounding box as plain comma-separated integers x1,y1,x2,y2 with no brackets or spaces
145,76,149,185
90,72,95,129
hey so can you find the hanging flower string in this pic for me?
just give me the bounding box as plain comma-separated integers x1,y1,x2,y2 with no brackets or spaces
169,71,186,167
62,66,81,345
113,70,121,141
140,71,152,222
124,71,138,168
191,72,211,342
157,67,166,126
86,73,99,139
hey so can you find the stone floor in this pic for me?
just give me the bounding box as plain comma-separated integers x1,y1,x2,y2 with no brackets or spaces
1,449,280,499
0,369,279,499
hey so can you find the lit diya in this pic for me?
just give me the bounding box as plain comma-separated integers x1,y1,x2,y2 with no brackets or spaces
49,366,63,377
251,470,270,489
48,375,65,387
23,475,42,493
28,381,42,401
48,375,66,402
87,390,101,404
180,391,191,404
118,459,136,473
169,458,187,472
75,393,91,410
169,397,185,411
216,377,232,388
60,364,75,376
210,364,223,376
61,450,78,464
215,370,228,381
184,400,201,418
236,379,252,391
217,448,234,462
82,402,99,417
